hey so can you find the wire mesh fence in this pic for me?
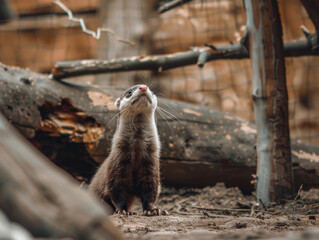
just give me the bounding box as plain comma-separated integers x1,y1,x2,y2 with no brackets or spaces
0,0,318,145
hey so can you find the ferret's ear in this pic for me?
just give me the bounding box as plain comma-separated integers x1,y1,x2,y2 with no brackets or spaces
115,98,121,109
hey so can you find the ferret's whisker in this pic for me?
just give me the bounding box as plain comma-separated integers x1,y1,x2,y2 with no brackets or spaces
156,108,173,133
148,80,154,89
106,108,128,127
158,106,181,122
151,86,163,96
156,106,174,121
160,102,180,116
106,113,119,127
157,109,171,131
157,106,184,125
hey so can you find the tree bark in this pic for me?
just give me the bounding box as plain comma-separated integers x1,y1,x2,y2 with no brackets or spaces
245,0,294,206
0,111,122,239
1,63,319,194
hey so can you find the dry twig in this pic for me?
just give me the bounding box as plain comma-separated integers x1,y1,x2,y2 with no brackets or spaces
259,198,269,212
53,0,135,46
292,184,303,213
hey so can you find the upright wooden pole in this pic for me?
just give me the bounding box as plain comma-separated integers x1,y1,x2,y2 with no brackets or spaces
96,0,155,87
245,0,294,206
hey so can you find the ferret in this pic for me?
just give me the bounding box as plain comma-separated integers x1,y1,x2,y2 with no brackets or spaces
89,84,167,216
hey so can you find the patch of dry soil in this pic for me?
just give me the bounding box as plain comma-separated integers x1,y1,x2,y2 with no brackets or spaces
110,183,319,239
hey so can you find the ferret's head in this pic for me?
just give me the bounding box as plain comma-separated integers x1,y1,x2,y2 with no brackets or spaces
115,84,157,115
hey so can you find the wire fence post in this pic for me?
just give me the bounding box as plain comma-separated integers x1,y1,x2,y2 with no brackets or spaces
245,0,294,206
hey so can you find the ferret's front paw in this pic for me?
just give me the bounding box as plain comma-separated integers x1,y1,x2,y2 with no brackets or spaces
143,208,169,216
114,210,136,216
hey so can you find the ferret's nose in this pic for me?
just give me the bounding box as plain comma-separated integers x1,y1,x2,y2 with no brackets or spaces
139,85,147,92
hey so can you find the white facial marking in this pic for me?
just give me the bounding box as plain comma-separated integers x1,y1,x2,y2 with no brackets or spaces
115,85,157,115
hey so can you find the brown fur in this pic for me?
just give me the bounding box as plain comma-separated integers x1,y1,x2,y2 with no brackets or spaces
89,85,162,215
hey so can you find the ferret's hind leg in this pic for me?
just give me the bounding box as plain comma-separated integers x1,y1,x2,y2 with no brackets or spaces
110,189,136,215
103,194,116,212
139,182,169,216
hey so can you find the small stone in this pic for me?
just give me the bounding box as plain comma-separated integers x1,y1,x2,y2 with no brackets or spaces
309,215,316,221
235,222,247,229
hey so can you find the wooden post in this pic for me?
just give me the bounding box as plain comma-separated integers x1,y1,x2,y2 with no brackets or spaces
96,0,155,87
245,0,294,205
0,0,15,22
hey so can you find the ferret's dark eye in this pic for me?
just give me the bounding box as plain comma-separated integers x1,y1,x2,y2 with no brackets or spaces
126,90,133,98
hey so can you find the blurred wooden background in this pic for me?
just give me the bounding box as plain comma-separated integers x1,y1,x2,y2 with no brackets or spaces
0,0,318,145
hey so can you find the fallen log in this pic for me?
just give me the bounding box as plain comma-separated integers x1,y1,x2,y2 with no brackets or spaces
0,111,122,239
1,63,319,193
0,210,34,240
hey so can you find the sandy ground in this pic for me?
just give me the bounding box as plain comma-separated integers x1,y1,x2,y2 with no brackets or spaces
110,183,319,239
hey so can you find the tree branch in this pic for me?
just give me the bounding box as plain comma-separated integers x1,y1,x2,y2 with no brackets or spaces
52,43,247,79
157,0,194,14
284,32,319,56
52,31,319,80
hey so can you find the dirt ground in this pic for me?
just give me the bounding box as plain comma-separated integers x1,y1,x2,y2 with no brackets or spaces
110,183,319,239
